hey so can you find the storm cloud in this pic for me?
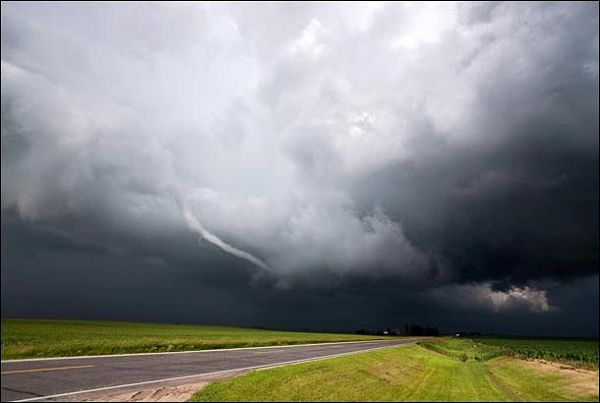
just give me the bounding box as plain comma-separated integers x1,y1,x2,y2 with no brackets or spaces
1,2,598,335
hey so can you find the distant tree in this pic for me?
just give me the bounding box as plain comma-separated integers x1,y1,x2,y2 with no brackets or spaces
400,324,440,336
409,325,424,336
424,326,439,336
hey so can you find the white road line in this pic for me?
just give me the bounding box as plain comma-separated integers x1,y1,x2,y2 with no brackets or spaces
1,338,408,363
10,341,415,402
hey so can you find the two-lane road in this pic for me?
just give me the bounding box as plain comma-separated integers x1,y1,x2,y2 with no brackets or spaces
1,339,418,402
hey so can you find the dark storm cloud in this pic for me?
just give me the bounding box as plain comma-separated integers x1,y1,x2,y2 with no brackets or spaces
1,2,598,335
354,126,599,286
3,214,597,336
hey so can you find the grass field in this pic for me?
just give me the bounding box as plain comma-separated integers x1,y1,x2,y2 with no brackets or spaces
418,338,505,362
0,319,387,360
475,337,599,369
190,338,599,402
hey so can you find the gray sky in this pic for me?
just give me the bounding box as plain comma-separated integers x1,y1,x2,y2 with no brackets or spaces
1,1,598,336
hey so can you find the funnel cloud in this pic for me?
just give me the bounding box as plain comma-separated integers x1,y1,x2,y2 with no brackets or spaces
181,203,271,272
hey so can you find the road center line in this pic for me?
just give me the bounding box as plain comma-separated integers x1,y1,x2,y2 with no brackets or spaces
2,365,94,375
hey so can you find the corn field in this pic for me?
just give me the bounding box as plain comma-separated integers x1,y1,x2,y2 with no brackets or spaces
476,338,598,368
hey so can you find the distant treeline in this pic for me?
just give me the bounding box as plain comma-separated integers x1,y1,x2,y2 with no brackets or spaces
355,324,440,337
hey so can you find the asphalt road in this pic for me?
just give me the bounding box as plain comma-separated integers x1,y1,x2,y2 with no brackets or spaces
1,339,417,402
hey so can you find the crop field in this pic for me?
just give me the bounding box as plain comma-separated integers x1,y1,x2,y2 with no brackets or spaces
190,338,599,402
0,319,388,360
475,338,599,369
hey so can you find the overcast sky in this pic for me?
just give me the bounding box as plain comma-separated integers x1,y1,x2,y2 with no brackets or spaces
1,1,598,336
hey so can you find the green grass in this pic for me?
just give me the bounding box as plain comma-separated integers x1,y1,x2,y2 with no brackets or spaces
474,337,599,369
189,338,599,402
419,338,505,362
0,319,389,360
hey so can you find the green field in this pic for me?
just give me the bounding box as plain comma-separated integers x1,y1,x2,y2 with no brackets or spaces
0,319,387,360
190,338,599,402
475,337,599,369
418,338,505,362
